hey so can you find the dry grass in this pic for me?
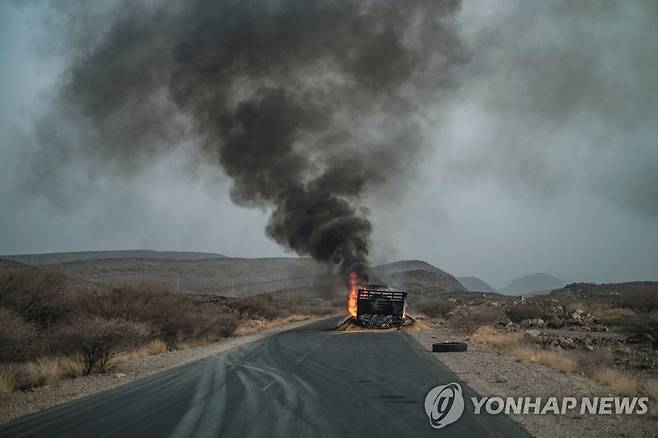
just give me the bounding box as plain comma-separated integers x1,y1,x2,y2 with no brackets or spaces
233,313,311,336
174,339,211,350
60,354,86,378
472,326,576,373
534,350,577,373
144,339,168,355
507,345,577,373
472,326,523,350
7,355,85,391
234,314,310,336
0,366,15,395
107,350,146,369
593,368,639,395
22,357,66,387
105,340,168,370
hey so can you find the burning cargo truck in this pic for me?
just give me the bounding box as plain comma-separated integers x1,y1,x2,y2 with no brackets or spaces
339,271,414,330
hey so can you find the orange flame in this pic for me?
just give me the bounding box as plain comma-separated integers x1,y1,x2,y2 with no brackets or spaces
347,272,359,317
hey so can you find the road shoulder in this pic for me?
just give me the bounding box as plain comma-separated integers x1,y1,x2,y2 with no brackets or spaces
409,318,657,438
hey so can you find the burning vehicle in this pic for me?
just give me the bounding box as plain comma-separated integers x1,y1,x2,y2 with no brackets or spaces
339,271,414,330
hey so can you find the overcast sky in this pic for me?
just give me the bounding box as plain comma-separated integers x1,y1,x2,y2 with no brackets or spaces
1,0,657,289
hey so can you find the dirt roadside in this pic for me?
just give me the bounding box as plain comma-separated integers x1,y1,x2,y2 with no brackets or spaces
0,315,332,425
409,318,657,438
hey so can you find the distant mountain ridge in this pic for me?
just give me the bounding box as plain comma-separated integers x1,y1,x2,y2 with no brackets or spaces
503,273,565,295
0,251,466,297
0,250,227,265
457,277,497,292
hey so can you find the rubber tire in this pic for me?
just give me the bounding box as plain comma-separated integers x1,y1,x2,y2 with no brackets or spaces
432,341,467,352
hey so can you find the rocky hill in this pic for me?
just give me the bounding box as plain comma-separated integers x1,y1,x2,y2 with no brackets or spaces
371,260,466,296
548,281,658,302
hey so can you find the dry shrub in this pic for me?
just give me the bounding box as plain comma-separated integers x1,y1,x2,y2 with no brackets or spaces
0,267,68,325
55,317,150,375
233,295,281,320
21,357,66,387
598,307,636,322
505,303,552,323
144,339,168,355
60,354,86,378
593,368,639,395
620,292,658,313
0,366,15,394
449,308,502,332
0,267,250,374
621,314,658,339
0,307,36,362
88,286,240,347
415,299,456,318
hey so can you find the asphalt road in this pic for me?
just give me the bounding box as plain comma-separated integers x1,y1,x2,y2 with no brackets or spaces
0,317,530,438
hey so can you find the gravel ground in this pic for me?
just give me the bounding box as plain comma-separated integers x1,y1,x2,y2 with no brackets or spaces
0,316,328,425
409,318,657,438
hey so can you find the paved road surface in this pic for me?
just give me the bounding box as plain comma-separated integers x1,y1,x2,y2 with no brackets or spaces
0,317,530,437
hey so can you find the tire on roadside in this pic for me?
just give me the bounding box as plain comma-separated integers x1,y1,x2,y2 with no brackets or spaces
432,341,467,352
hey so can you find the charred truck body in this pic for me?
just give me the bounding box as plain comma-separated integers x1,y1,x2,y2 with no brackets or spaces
356,284,408,329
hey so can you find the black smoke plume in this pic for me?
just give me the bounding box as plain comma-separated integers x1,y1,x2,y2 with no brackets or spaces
41,0,464,273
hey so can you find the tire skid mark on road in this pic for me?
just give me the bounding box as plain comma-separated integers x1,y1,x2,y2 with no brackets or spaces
259,331,329,436
276,331,427,436
168,355,228,438
264,330,369,436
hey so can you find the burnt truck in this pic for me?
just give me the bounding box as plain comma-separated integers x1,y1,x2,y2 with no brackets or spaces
355,284,408,329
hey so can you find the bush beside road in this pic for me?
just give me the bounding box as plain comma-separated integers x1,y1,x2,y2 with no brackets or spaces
0,265,335,396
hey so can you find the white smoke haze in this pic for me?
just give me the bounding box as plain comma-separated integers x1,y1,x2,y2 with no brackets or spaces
1,0,657,287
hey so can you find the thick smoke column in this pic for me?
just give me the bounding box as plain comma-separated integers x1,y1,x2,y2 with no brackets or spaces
45,0,464,272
